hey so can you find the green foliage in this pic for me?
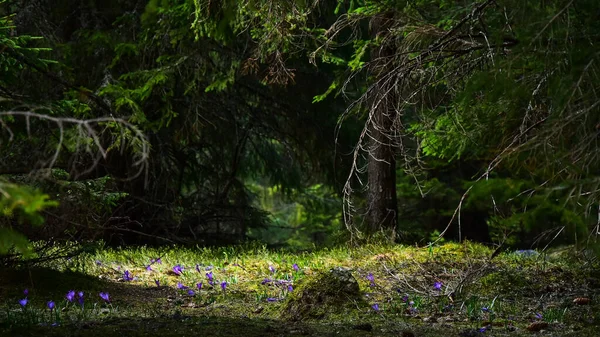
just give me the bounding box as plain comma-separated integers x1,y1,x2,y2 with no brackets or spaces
248,182,342,249
0,4,54,85
0,181,58,255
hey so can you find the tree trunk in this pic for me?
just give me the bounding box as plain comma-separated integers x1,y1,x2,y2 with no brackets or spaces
366,12,398,237
366,105,398,236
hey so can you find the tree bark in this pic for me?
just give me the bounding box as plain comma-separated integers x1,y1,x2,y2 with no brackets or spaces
366,104,398,236
366,12,398,237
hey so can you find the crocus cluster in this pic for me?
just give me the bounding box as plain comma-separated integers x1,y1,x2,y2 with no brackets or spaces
17,290,110,313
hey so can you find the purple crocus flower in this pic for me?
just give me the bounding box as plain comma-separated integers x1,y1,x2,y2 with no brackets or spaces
372,303,379,311
187,289,195,296
292,263,299,272
220,281,227,291
479,327,487,333
95,260,102,266
206,271,213,282
66,290,75,302
367,273,376,287
151,258,162,264
269,265,276,274
23,289,29,296
205,265,213,271
196,264,201,273
123,270,134,281
177,282,188,290
261,278,271,285
402,295,409,302
99,292,110,303
196,282,203,290
47,300,55,310
434,281,443,291
266,297,279,302
155,279,160,287
288,285,293,292
19,298,28,307
77,291,84,306
482,307,490,313
146,265,153,271
172,265,183,276
535,313,543,320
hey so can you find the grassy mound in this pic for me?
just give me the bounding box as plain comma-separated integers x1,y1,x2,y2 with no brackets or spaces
282,267,365,320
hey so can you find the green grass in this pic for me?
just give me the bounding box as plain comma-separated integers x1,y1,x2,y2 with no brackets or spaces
1,241,599,336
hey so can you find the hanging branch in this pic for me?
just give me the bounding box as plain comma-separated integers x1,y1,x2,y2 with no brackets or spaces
0,110,150,181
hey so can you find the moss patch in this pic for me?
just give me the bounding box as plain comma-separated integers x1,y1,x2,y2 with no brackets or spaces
281,267,365,321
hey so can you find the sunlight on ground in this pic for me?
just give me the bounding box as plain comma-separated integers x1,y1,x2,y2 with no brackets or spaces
1,242,599,336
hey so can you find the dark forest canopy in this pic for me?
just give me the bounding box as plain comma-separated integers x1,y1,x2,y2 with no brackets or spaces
1,0,600,256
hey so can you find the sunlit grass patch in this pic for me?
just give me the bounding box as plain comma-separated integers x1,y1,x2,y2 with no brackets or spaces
1,242,599,336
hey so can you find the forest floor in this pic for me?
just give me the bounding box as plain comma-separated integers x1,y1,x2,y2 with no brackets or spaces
1,242,599,337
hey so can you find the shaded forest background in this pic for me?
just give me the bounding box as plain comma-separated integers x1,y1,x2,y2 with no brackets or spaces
1,0,600,260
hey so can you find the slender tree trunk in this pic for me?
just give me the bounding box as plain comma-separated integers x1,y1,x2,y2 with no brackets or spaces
366,104,398,236
366,12,398,238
